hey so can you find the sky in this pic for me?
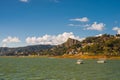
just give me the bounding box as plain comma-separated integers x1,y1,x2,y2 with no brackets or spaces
0,0,120,47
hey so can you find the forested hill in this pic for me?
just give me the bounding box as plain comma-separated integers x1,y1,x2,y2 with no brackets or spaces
45,34,120,56
0,45,54,56
80,34,120,56
0,34,120,56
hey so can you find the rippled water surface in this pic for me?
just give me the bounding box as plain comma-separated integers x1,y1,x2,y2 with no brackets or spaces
0,57,120,80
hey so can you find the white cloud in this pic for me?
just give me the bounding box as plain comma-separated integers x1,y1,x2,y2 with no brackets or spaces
68,24,82,27
2,44,7,47
20,0,29,3
112,27,120,34
86,22,105,31
70,17,89,22
95,34,103,37
26,32,84,45
68,24,90,27
69,17,105,31
2,36,21,43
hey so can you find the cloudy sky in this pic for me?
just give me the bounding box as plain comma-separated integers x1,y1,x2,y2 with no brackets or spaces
0,0,120,47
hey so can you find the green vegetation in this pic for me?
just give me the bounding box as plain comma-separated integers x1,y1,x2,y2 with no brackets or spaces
1,34,120,56
81,34,120,56
47,34,120,56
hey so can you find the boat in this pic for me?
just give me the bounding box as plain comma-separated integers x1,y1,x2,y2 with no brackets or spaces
97,60,105,63
97,58,106,63
76,59,83,64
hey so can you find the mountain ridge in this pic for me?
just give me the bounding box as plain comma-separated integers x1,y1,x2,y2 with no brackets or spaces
1,34,120,56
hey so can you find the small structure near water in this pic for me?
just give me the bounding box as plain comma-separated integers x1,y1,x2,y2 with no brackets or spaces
76,59,83,64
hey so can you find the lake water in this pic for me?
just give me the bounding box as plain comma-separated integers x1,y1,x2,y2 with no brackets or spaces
0,57,120,80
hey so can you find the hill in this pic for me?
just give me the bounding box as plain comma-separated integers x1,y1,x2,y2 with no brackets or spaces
80,34,120,56
45,34,120,56
0,45,54,56
1,34,120,56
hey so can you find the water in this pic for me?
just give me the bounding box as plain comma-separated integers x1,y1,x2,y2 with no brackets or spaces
0,57,120,80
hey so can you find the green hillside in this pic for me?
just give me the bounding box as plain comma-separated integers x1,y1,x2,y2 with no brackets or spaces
47,34,120,56
1,34,120,56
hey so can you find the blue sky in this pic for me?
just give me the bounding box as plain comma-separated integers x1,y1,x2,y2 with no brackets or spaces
0,0,120,47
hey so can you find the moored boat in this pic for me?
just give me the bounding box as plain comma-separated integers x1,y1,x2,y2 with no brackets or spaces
97,58,106,63
97,60,105,63
76,59,83,64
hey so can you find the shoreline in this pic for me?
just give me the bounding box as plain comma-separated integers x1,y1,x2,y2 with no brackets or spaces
55,54,120,59
1,54,120,60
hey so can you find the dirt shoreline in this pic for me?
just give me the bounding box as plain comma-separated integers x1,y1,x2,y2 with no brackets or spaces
1,54,120,59
53,54,120,59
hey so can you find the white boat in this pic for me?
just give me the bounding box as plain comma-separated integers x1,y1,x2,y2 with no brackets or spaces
97,58,106,63
76,59,83,64
97,60,105,63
